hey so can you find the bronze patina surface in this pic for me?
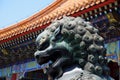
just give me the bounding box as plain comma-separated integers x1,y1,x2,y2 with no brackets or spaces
34,16,114,80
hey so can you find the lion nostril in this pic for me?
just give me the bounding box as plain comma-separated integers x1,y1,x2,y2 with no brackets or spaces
36,55,39,59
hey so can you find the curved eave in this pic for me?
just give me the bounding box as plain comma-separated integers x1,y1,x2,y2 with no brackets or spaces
0,0,64,34
0,0,65,39
0,0,117,43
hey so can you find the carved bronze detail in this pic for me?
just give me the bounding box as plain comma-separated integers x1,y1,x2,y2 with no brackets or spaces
34,16,114,80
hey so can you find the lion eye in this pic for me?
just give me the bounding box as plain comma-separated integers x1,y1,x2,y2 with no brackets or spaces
38,40,50,50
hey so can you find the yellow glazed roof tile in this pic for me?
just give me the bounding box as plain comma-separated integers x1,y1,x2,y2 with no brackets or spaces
0,0,108,41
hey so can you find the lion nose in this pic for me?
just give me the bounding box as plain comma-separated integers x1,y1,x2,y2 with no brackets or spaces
34,51,40,59
35,55,39,59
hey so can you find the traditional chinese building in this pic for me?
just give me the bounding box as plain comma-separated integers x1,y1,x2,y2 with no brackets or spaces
0,0,119,80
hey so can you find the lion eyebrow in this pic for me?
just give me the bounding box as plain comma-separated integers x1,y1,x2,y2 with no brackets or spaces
54,24,62,36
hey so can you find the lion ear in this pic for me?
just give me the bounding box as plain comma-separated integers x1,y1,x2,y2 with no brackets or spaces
52,24,62,42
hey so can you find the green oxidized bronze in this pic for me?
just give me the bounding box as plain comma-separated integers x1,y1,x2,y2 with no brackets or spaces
34,16,114,80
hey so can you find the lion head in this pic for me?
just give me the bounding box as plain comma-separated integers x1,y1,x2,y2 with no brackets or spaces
34,16,110,79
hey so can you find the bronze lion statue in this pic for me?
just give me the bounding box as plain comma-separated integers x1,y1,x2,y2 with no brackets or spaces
34,16,114,80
